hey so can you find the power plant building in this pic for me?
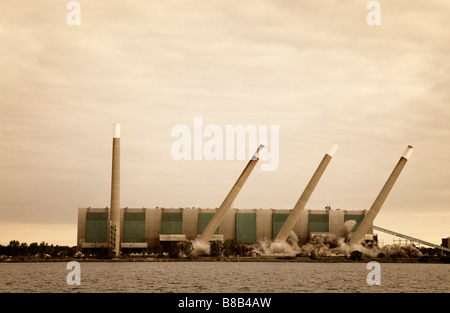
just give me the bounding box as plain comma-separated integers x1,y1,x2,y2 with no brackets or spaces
77,207,370,253
76,124,411,254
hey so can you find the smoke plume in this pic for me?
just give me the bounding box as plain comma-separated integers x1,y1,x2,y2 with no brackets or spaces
192,239,210,256
252,220,423,258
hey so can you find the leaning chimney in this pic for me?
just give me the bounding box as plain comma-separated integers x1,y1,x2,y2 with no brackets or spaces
274,144,338,243
351,145,414,244
198,145,264,243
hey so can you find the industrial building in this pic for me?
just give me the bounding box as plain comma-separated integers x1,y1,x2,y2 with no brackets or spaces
77,207,369,253
443,237,450,249
76,123,415,255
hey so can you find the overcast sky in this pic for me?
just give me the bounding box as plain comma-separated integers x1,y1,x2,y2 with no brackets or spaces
1,0,449,246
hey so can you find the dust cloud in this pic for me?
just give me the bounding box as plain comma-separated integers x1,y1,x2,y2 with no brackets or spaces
252,220,423,258
191,220,423,258
192,239,210,256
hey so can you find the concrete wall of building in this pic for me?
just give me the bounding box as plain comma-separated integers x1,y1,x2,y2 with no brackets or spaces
122,208,146,243
257,209,272,242
329,209,344,234
344,210,366,232
183,208,198,241
77,207,109,251
220,208,236,241
146,208,162,248
77,207,370,251
235,210,257,243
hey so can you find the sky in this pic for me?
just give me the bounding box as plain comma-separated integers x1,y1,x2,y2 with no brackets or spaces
0,0,449,247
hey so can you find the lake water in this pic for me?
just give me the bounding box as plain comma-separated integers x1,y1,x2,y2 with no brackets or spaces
0,262,448,293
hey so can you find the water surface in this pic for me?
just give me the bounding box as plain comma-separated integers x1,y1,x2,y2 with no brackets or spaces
0,262,448,293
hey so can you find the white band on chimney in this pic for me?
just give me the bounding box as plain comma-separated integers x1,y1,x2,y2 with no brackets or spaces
402,145,414,160
113,123,120,138
251,144,265,160
327,143,339,157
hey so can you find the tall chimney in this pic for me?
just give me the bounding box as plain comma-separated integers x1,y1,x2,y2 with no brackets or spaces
109,123,121,256
198,145,264,243
274,144,338,243
351,145,414,244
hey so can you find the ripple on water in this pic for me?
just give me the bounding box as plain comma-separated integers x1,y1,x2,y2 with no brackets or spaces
0,262,448,293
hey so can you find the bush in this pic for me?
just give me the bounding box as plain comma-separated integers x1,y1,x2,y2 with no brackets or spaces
350,250,363,261
180,241,194,258
96,247,112,259
377,252,386,258
167,242,180,259
210,241,223,257
222,240,233,256
309,250,317,260
221,239,247,257
155,244,165,258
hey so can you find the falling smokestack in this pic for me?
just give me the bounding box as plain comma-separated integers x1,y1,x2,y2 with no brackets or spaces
274,143,338,243
198,145,264,243
109,123,121,256
351,145,414,244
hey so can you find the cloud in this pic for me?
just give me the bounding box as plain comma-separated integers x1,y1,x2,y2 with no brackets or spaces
0,0,449,245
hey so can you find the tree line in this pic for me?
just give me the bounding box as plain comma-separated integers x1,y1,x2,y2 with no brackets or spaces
0,240,76,258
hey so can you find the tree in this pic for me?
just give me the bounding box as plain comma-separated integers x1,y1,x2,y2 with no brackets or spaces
180,241,194,257
19,242,28,256
350,250,363,261
28,242,39,256
210,241,223,257
8,240,20,257
234,241,246,256
39,241,49,256
222,239,234,257
168,242,180,259
96,247,112,259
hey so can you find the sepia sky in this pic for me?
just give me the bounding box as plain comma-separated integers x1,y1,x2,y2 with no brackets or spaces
0,0,449,246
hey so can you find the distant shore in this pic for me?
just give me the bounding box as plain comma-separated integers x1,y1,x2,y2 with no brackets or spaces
1,255,448,264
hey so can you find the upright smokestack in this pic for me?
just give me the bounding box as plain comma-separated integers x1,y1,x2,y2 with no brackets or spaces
351,145,414,244
198,145,264,243
109,123,121,256
275,144,338,243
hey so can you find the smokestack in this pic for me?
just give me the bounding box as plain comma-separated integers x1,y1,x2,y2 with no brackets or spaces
109,123,121,256
351,145,414,244
198,145,264,243
274,143,338,243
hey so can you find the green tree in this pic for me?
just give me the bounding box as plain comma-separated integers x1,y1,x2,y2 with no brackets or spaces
350,250,363,261
19,242,28,256
168,242,180,259
180,241,194,257
96,247,112,259
8,240,20,257
210,241,223,257
234,240,246,256
39,241,49,256
222,239,234,256
28,242,39,256
155,244,165,258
